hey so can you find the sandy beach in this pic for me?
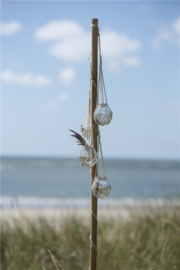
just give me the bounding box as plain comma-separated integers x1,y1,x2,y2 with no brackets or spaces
1,199,179,224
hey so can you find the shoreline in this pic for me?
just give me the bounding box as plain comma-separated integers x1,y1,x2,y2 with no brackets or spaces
1,196,180,209
1,201,179,225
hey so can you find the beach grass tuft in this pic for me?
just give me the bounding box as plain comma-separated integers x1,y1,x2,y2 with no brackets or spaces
1,204,180,270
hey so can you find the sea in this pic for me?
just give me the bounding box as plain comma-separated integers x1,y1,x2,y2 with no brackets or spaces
1,157,180,208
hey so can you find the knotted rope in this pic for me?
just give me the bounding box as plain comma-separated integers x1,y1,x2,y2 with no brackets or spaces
98,32,108,105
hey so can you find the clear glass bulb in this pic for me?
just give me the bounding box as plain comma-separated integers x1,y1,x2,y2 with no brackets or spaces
92,176,111,199
81,118,91,139
94,103,113,126
79,145,98,167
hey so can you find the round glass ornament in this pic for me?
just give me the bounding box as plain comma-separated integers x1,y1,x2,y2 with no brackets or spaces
92,176,111,199
80,118,91,139
94,103,113,126
79,145,98,167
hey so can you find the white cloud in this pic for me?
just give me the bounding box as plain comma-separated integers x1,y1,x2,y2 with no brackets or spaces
58,93,68,102
100,30,141,71
1,70,52,86
35,20,84,41
152,17,180,48
49,33,90,63
35,20,141,72
59,68,76,84
0,21,22,36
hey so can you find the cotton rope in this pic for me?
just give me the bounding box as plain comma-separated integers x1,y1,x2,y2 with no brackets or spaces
89,235,98,253
81,53,98,147
80,95,91,145
98,130,107,178
90,207,98,222
90,77,98,147
98,32,108,105
91,124,106,178
91,24,98,28
89,30,107,180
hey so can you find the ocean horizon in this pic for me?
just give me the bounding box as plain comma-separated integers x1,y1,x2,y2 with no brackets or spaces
1,156,180,208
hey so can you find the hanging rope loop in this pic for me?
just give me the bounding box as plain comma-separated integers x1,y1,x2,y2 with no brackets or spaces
96,32,108,106
98,131,107,178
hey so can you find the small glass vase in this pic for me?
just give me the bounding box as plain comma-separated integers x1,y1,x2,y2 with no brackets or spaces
94,103,113,126
79,145,98,167
80,118,91,139
92,176,111,199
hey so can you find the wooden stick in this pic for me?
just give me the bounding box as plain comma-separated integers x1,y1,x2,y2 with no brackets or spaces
90,18,98,270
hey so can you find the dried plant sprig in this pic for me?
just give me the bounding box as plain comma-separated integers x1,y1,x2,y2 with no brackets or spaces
48,250,63,270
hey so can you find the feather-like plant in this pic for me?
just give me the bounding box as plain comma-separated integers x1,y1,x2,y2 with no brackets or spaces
69,129,87,147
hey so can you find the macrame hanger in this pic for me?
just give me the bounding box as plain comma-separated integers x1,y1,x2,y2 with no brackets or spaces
99,131,107,178
96,71,99,106
80,78,92,145
95,126,100,177
98,32,108,105
97,128,107,178
87,87,91,146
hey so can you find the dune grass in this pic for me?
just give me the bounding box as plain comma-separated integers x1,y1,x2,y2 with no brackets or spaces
1,204,180,270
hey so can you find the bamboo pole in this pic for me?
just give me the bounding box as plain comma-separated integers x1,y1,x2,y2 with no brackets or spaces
90,18,98,270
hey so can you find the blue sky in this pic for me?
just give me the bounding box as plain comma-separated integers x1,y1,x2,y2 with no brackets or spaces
1,1,180,159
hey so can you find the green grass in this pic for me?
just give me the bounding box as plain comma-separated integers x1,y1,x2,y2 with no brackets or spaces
1,205,180,270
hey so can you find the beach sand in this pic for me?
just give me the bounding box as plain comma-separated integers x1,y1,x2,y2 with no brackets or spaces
0,207,131,224
1,201,176,226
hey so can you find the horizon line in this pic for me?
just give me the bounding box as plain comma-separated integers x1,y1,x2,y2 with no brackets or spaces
1,154,180,161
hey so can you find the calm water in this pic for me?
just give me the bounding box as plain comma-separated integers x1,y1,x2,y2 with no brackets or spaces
1,157,180,200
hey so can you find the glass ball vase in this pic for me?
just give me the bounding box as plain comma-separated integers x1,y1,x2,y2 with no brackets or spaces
94,103,113,126
79,145,98,167
92,176,111,199
80,118,91,139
